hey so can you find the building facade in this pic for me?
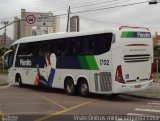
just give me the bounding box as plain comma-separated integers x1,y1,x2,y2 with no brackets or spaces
70,16,80,32
0,35,13,48
153,32,160,46
14,9,60,41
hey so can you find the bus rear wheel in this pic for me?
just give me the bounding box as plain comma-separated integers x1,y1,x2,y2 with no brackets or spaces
64,78,76,95
78,80,89,97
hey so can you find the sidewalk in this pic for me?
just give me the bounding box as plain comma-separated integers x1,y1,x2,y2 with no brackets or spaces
125,80,160,100
0,74,9,86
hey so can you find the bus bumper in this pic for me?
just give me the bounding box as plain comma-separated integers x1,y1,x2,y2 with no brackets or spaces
113,80,153,93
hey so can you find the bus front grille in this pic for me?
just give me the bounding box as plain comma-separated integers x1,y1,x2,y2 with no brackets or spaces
124,54,150,63
94,72,112,92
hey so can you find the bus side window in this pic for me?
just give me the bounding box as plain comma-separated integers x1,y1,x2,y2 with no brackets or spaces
72,37,81,55
80,35,93,55
70,39,76,55
89,36,95,54
50,40,57,54
94,33,113,55
56,40,61,56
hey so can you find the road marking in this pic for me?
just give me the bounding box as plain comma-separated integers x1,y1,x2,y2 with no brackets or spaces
152,101,160,103
0,97,37,99
34,100,93,121
148,103,160,105
126,113,145,116
53,100,93,115
8,111,53,115
0,92,32,94
0,102,50,106
135,108,160,113
33,93,66,110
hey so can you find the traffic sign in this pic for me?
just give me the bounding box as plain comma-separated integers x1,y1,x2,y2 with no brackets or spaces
25,12,53,27
26,15,36,24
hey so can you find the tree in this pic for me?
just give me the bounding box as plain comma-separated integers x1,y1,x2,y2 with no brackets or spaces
0,47,8,57
154,46,160,57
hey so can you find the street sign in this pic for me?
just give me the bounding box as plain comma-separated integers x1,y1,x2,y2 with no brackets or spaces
26,15,36,24
25,12,53,27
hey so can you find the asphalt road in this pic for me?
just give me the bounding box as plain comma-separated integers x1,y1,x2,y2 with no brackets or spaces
0,74,160,121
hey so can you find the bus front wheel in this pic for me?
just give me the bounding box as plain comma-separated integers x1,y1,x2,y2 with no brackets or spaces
64,78,76,96
16,75,23,87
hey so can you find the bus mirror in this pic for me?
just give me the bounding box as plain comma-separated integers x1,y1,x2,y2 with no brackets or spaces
1,56,4,61
3,50,13,69
50,53,56,68
4,54,9,69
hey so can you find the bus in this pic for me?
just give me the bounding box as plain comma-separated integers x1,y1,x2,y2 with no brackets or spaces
3,26,154,97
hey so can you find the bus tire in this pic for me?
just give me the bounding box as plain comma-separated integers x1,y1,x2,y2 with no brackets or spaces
64,78,76,96
78,79,89,97
16,74,23,88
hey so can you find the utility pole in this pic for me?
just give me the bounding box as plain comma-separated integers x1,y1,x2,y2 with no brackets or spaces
66,6,71,32
1,21,9,48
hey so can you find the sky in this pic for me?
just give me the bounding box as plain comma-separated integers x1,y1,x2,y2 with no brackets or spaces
0,0,160,39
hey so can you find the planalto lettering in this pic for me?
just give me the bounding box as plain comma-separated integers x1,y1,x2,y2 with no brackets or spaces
20,59,32,66
137,32,151,38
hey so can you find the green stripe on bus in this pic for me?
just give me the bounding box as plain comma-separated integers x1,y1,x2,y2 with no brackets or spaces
121,31,128,38
121,31,134,38
128,32,134,38
78,56,90,69
85,56,99,70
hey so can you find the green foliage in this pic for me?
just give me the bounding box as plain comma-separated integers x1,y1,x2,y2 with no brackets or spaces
0,47,8,57
154,46,160,57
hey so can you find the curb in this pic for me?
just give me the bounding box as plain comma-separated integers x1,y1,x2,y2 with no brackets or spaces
0,79,9,86
123,94,160,101
0,82,11,89
0,82,9,86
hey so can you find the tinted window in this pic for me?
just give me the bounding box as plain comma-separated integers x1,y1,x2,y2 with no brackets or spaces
69,33,113,55
17,33,113,57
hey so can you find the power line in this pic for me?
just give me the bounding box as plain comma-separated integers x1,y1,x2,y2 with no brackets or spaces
0,21,16,30
0,0,129,20
0,0,152,31
71,0,150,14
71,0,124,9
0,0,94,18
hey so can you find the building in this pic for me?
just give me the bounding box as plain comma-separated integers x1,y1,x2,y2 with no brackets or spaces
14,9,60,41
156,35,160,46
153,32,160,46
0,34,13,48
13,17,21,41
70,16,80,32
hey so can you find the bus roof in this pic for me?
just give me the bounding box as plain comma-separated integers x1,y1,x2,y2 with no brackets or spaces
12,26,150,46
12,28,117,45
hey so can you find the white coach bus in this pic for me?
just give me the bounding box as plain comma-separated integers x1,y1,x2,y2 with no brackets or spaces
4,26,154,97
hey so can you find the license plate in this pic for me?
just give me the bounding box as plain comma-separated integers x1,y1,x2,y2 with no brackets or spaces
135,85,141,88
